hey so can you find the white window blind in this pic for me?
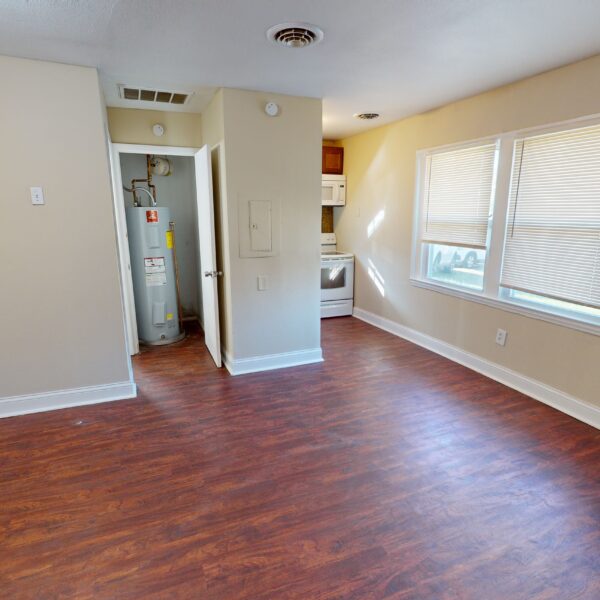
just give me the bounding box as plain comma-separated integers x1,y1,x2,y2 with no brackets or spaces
501,124,600,309
422,143,497,249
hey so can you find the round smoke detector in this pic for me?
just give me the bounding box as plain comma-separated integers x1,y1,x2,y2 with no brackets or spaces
266,22,324,48
354,113,380,120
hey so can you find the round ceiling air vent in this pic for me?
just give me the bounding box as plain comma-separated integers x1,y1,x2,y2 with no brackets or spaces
354,113,380,120
266,22,324,48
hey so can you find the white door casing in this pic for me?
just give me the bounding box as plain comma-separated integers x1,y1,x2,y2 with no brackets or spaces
109,144,139,355
110,143,221,367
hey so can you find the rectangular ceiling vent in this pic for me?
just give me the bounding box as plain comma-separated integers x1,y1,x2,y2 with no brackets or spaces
118,85,193,105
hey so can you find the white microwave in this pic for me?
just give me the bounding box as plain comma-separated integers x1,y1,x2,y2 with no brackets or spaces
322,174,346,206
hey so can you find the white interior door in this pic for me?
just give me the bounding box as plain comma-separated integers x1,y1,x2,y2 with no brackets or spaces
194,145,222,367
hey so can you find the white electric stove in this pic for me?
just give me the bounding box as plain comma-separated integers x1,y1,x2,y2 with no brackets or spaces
320,233,354,318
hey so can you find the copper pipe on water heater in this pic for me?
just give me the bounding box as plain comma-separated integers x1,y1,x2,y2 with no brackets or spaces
123,185,155,207
146,154,157,204
130,155,158,205
169,221,185,336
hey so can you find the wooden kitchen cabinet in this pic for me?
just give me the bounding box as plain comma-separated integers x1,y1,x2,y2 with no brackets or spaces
322,146,344,175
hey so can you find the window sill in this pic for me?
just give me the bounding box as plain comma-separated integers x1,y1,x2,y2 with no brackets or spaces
410,277,600,337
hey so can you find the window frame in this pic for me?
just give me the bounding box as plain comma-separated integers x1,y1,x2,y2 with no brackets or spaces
410,114,600,337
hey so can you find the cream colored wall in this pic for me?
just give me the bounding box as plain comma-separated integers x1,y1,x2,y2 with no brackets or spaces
201,90,225,150
215,89,322,360
0,56,130,397
337,54,600,408
107,107,202,147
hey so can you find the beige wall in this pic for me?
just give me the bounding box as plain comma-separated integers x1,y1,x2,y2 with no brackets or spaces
202,89,322,361
0,56,130,397
107,107,202,147
337,54,600,408
201,90,225,151
222,89,322,360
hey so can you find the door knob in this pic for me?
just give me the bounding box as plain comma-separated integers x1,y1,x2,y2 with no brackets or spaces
204,270,223,278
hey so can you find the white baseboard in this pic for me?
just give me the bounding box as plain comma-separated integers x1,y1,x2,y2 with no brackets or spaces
353,306,600,430
0,381,137,419
223,347,323,376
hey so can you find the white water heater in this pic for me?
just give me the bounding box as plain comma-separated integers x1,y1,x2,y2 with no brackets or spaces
126,206,183,345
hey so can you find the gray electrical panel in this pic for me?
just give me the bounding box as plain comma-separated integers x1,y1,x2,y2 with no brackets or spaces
126,206,182,345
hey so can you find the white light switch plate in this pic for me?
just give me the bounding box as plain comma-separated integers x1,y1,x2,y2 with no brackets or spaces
495,328,507,346
30,187,45,205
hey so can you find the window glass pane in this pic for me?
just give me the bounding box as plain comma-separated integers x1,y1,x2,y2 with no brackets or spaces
504,288,600,323
426,243,485,291
321,266,346,289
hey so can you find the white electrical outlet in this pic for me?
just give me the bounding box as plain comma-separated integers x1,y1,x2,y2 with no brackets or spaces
495,328,507,346
30,186,45,205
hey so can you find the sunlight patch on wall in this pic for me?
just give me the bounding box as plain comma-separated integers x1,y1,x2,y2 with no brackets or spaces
368,258,385,297
367,209,385,238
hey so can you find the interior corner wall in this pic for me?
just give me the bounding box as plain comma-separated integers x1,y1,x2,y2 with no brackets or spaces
0,56,130,399
220,88,322,361
107,107,202,148
336,54,600,408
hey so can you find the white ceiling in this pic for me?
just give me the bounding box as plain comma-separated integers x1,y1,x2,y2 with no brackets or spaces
1,1,600,138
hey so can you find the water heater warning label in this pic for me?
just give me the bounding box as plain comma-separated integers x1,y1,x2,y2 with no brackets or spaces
146,210,159,223
146,273,167,286
144,257,165,272
144,257,166,286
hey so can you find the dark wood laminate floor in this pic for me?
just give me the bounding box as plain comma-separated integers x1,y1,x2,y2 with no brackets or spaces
1,317,599,599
